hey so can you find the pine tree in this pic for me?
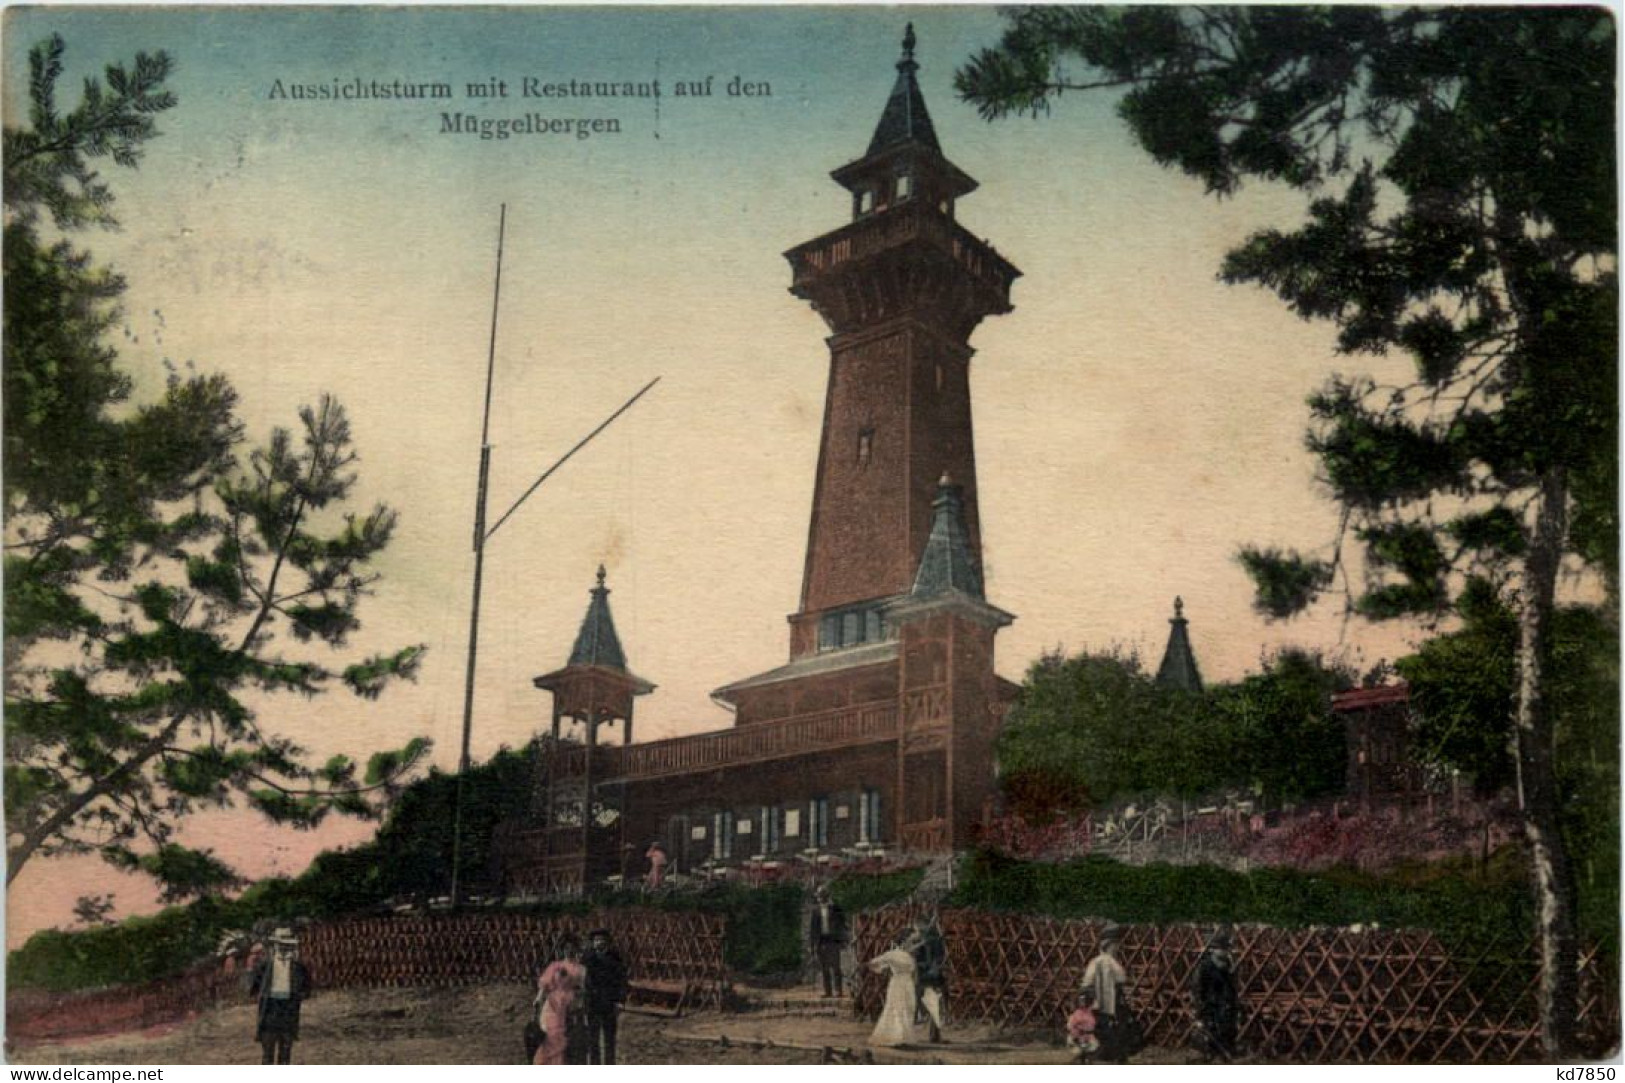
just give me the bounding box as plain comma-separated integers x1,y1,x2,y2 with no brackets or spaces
960,7,1615,1054
5,37,430,900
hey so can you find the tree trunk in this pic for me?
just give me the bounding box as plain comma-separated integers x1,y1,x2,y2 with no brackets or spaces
1514,468,1581,1058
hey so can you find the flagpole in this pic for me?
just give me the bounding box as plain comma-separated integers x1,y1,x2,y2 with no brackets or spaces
450,203,506,907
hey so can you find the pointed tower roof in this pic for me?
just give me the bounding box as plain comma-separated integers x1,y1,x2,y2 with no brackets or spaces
867,23,942,156
828,25,978,201
885,474,1014,630
1155,596,1204,692
569,564,627,670
535,566,655,700
911,473,985,600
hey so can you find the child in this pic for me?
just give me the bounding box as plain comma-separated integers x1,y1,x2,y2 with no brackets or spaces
1067,991,1101,1061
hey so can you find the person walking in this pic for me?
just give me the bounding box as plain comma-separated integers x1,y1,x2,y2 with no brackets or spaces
1192,924,1240,1062
248,927,312,1065
1079,923,1139,1063
808,885,848,998
909,915,948,1043
582,928,630,1064
866,931,920,1047
644,841,669,891
533,936,586,1065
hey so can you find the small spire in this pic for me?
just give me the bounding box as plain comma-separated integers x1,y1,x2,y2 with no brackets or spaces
911,472,984,600
568,566,628,670
1174,595,1185,620
866,23,941,156
1156,596,1203,692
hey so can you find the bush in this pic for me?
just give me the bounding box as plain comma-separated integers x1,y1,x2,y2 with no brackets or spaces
951,850,1543,957
830,867,923,912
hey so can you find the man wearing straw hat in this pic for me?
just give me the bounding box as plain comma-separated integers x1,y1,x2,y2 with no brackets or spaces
1079,923,1137,1062
249,926,312,1064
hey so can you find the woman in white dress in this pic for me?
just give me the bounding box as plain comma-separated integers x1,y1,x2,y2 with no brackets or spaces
867,933,921,1047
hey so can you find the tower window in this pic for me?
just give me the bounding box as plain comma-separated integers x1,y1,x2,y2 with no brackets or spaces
819,604,889,651
858,188,875,216
857,427,874,467
819,614,841,651
896,172,913,201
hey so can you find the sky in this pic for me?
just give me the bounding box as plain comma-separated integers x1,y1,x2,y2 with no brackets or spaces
2,5,1445,946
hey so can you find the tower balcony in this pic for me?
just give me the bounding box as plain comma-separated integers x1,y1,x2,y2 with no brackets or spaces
785,202,1021,337
547,699,900,783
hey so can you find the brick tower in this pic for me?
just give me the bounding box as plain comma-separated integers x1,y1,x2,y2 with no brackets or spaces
715,25,1020,852
780,23,1020,662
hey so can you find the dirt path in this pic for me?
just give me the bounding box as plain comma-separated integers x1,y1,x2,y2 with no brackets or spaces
9,984,1195,1065
9,985,820,1066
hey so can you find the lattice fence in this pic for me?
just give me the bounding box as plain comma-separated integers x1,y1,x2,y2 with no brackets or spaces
8,909,729,1046
851,906,1620,1064
302,909,728,1009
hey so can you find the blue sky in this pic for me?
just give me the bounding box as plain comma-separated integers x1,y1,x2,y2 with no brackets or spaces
5,6,1435,938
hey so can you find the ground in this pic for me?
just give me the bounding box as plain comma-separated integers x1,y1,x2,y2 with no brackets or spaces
9,984,1197,1065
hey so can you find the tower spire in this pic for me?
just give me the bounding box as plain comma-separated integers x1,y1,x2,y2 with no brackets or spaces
1155,596,1204,692
868,21,940,156
910,473,984,601
569,564,628,670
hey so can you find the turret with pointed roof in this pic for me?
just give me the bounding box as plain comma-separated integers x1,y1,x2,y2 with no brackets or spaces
866,24,941,156
1155,596,1204,693
567,565,629,670
887,473,1013,631
534,566,654,746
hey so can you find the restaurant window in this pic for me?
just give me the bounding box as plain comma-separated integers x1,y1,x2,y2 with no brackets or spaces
859,788,883,844
807,797,830,848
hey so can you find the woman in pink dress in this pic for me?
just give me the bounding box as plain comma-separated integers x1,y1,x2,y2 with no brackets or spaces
532,937,586,1065
645,842,669,890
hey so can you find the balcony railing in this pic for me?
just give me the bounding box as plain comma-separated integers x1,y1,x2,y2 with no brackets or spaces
547,701,901,782
786,202,1017,298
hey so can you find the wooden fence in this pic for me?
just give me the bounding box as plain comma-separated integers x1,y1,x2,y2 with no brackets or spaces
8,908,729,1047
852,905,1620,1064
301,909,729,1009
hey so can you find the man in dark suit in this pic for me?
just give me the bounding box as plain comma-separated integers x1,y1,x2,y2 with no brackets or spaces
248,927,312,1065
911,914,948,1043
808,885,847,997
582,928,629,1064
